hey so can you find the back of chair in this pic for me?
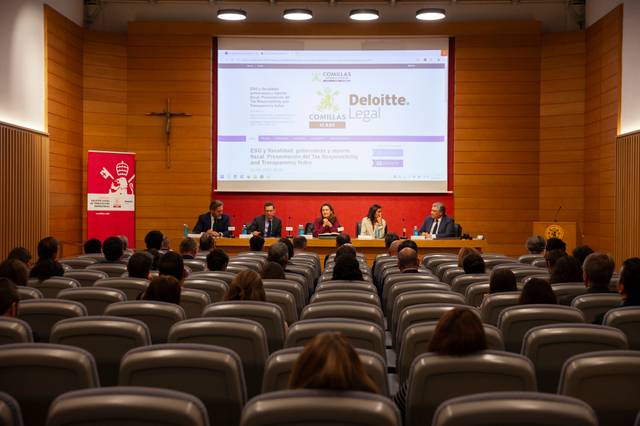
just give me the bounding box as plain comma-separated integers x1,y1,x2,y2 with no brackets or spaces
30,277,80,298
480,292,521,326
451,274,490,294
311,289,380,307
265,288,298,324
94,277,149,300
518,254,545,264
64,270,109,287
86,263,128,278
571,293,622,323
0,392,22,426
60,257,98,270
316,281,377,294
17,299,87,342
301,301,384,329
391,291,464,338
558,350,640,426
386,281,451,315
58,287,126,315
263,279,306,310
464,282,490,307
183,278,228,303
604,306,640,349
190,270,236,285
0,317,33,345
183,259,206,272
240,389,400,426
431,391,597,426
104,301,185,344
16,286,42,300
179,288,211,319
46,387,210,426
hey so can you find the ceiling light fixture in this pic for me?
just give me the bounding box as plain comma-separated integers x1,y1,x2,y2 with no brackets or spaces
217,9,247,21
349,9,379,21
416,8,446,21
283,9,313,21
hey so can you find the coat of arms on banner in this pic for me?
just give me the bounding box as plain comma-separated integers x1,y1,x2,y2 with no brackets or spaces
88,154,136,212
99,160,136,195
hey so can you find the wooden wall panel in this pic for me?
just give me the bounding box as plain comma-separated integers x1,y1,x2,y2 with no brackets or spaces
584,6,622,254
539,32,585,244
454,34,541,256
0,123,49,259
615,131,640,265
45,6,84,256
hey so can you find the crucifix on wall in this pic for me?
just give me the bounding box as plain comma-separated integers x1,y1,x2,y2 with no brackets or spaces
146,98,192,168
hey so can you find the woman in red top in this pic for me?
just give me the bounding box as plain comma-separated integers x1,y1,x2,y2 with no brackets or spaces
312,203,341,237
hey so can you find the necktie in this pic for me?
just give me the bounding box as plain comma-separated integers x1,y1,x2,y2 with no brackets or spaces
266,220,272,237
431,219,439,235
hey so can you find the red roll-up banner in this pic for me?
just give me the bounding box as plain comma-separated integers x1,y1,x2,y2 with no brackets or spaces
87,151,136,248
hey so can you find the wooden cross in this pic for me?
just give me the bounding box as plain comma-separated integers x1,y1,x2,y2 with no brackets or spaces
146,98,192,168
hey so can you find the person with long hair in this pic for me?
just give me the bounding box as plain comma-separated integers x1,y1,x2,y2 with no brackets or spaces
288,331,378,393
519,278,557,304
359,204,386,239
332,254,364,281
312,203,341,237
142,275,181,305
224,270,266,301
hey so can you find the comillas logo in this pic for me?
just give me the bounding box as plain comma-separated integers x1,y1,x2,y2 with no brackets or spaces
311,71,352,83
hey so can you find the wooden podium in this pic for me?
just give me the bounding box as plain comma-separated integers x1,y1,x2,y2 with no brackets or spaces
532,222,577,251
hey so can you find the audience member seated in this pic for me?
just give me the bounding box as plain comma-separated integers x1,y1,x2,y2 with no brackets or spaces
206,248,229,272
292,236,308,255
141,276,181,304
360,204,386,239
583,253,616,293
572,245,594,269
393,308,488,417
83,238,102,255
545,237,566,253
29,236,65,281
312,203,341,237
335,244,357,261
525,235,545,254
261,261,286,280
549,256,582,284
144,230,164,251
179,238,198,259
457,247,480,267
161,235,171,251
332,255,364,281
158,251,186,282
385,233,400,254
388,240,401,257
489,269,517,294
545,248,567,272
336,234,351,247
519,278,557,305
127,252,153,280
224,270,266,301
102,236,124,263
268,243,289,269
289,331,377,393
462,253,485,274
598,257,640,325
398,239,418,253
0,277,19,317
250,235,265,252
0,259,29,287
199,233,214,254
6,246,32,267
279,238,295,261
398,247,419,273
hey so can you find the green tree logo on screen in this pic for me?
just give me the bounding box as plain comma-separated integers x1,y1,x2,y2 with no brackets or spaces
312,72,321,82
316,88,340,112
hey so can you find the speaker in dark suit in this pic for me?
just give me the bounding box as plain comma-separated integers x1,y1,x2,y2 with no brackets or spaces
192,200,232,237
418,202,456,238
247,202,282,237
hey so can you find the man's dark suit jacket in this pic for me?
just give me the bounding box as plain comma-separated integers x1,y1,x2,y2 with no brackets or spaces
247,215,282,237
193,212,231,237
418,215,456,237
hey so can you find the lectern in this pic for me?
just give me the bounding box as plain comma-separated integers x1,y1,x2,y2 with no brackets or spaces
532,222,577,251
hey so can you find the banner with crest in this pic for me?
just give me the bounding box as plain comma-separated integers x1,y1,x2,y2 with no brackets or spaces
87,151,136,248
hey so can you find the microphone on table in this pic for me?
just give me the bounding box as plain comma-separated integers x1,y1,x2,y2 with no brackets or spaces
287,216,292,238
402,218,406,239
553,205,562,223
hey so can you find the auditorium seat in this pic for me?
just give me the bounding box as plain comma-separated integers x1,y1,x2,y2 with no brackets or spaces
391,291,466,339
262,346,389,395
240,389,401,426
316,281,377,293
301,301,385,329
58,287,126,315
431,392,597,426
179,288,210,319
29,276,80,298
394,304,480,351
310,289,380,307
0,317,33,344
483,257,518,270
0,392,22,426
183,278,228,303
531,258,548,268
518,254,545,264
510,268,549,282
285,318,386,358
397,321,505,383
451,273,490,294
441,268,465,285
46,387,209,426
191,270,236,285
552,282,588,305
289,257,319,279
237,250,269,259
497,304,585,352
228,258,263,273
203,301,286,353
93,277,148,300
285,272,311,296
0,343,99,426
558,350,640,426
16,286,42,300
464,282,491,307
86,263,128,278
433,262,459,281
63,270,109,287
119,343,245,426
479,291,521,326
168,317,268,398
522,323,628,392
405,350,537,426
59,257,98,269
382,273,440,303
385,281,451,315
17,299,87,342
183,258,207,272
423,255,457,271
104,300,185,344
263,279,307,310
265,288,298,324
571,293,623,323
285,264,314,294
50,316,151,386
603,306,640,349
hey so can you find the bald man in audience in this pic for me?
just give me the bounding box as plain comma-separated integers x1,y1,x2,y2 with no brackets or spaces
398,247,419,273
389,240,401,257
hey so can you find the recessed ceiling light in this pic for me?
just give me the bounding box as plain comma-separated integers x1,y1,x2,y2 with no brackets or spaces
217,9,247,21
416,8,446,21
283,9,313,21
349,9,379,21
